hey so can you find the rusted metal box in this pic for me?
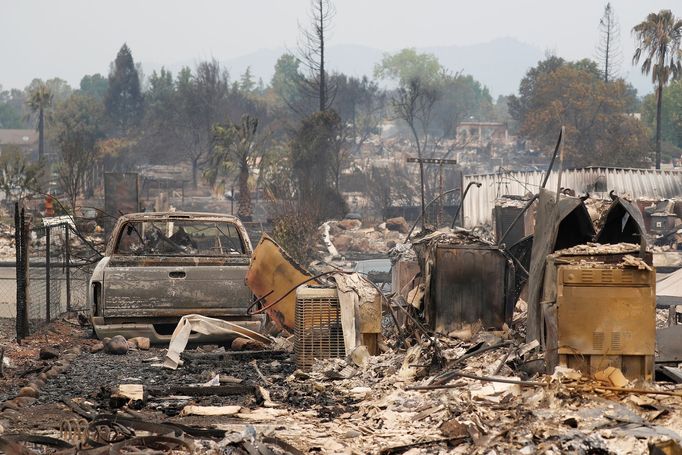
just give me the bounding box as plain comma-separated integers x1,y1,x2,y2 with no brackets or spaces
294,286,345,371
391,259,420,298
428,244,514,332
556,265,655,381
649,213,678,235
494,205,525,246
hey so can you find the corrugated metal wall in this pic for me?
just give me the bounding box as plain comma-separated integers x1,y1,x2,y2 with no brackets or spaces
462,168,682,227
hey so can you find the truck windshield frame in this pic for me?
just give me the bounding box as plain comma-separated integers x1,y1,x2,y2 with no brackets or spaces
113,219,247,257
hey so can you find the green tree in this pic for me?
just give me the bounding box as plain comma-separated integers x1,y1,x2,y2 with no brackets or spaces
632,9,682,169
207,115,263,219
0,145,43,201
0,85,23,128
272,54,303,102
138,68,181,163
26,78,72,104
175,60,230,188
514,60,650,167
433,73,493,138
26,81,53,162
331,74,385,151
509,56,562,124
374,48,442,86
376,49,444,225
271,53,313,116
105,44,144,135
80,73,109,100
642,79,682,150
51,94,104,210
239,67,256,93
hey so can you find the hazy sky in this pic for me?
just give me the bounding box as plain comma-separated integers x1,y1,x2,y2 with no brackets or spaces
1,0,678,93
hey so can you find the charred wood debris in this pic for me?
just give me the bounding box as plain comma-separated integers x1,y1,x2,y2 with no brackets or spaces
2,192,682,453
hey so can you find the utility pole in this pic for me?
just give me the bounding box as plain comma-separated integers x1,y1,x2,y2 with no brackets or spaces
407,158,459,229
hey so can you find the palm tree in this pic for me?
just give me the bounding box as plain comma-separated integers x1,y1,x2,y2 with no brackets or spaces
27,82,54,162
632,10,682,169
207,115,262,220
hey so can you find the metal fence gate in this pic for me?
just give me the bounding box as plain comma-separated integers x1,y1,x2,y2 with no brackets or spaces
14,203,99,340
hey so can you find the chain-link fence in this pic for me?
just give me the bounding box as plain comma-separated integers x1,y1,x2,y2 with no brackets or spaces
0,262,18,319
12,204,101,339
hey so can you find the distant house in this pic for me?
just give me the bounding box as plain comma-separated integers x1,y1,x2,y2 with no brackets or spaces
456,121,509,146
0,129,39,160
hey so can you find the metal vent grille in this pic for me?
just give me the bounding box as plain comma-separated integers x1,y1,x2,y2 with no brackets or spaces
593,332,604,351
611,332,621,351
599,270,614,283
580,270,595,283
294,287,345,371
619,272,634,284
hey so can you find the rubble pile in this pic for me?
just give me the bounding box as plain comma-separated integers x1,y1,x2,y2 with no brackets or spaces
318,218,408,258
255,323,682,454
0,223,15,259
584,196,614,230
3,189,682,453
1,297,682,453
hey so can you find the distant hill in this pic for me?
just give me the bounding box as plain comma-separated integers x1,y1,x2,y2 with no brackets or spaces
424,37,545,97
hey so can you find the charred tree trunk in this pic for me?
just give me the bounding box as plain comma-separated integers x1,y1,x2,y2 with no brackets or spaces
318,0,326,112
655,82,663,170
191,156,199,189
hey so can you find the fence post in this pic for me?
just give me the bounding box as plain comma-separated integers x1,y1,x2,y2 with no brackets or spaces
65,225,71,312
15,204,29,341
45,226,50,322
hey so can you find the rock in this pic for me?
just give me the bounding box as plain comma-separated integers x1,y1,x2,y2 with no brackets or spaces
337,219,362,231
350,237,370,252
45,368,60,379
104,335,129,355
39,347,59,360
440,418,468,438
0,400,19,411
29,379,44,389
349,387,372,399
128,337,151,350
350,345,370,367
386,240,397,249
231,337,266,351
386,217,409,234
332,234,352,252
12,397,36,408
18,386,39,398
90,342,105,353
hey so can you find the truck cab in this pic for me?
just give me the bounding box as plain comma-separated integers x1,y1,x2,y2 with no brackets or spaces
89,212,262,342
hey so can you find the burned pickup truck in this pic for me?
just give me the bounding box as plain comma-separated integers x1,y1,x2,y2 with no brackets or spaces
89,212,261,342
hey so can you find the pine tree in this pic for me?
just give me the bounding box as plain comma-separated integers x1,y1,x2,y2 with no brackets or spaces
239,67,255,92
596,3,622,83
105,44,144,135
